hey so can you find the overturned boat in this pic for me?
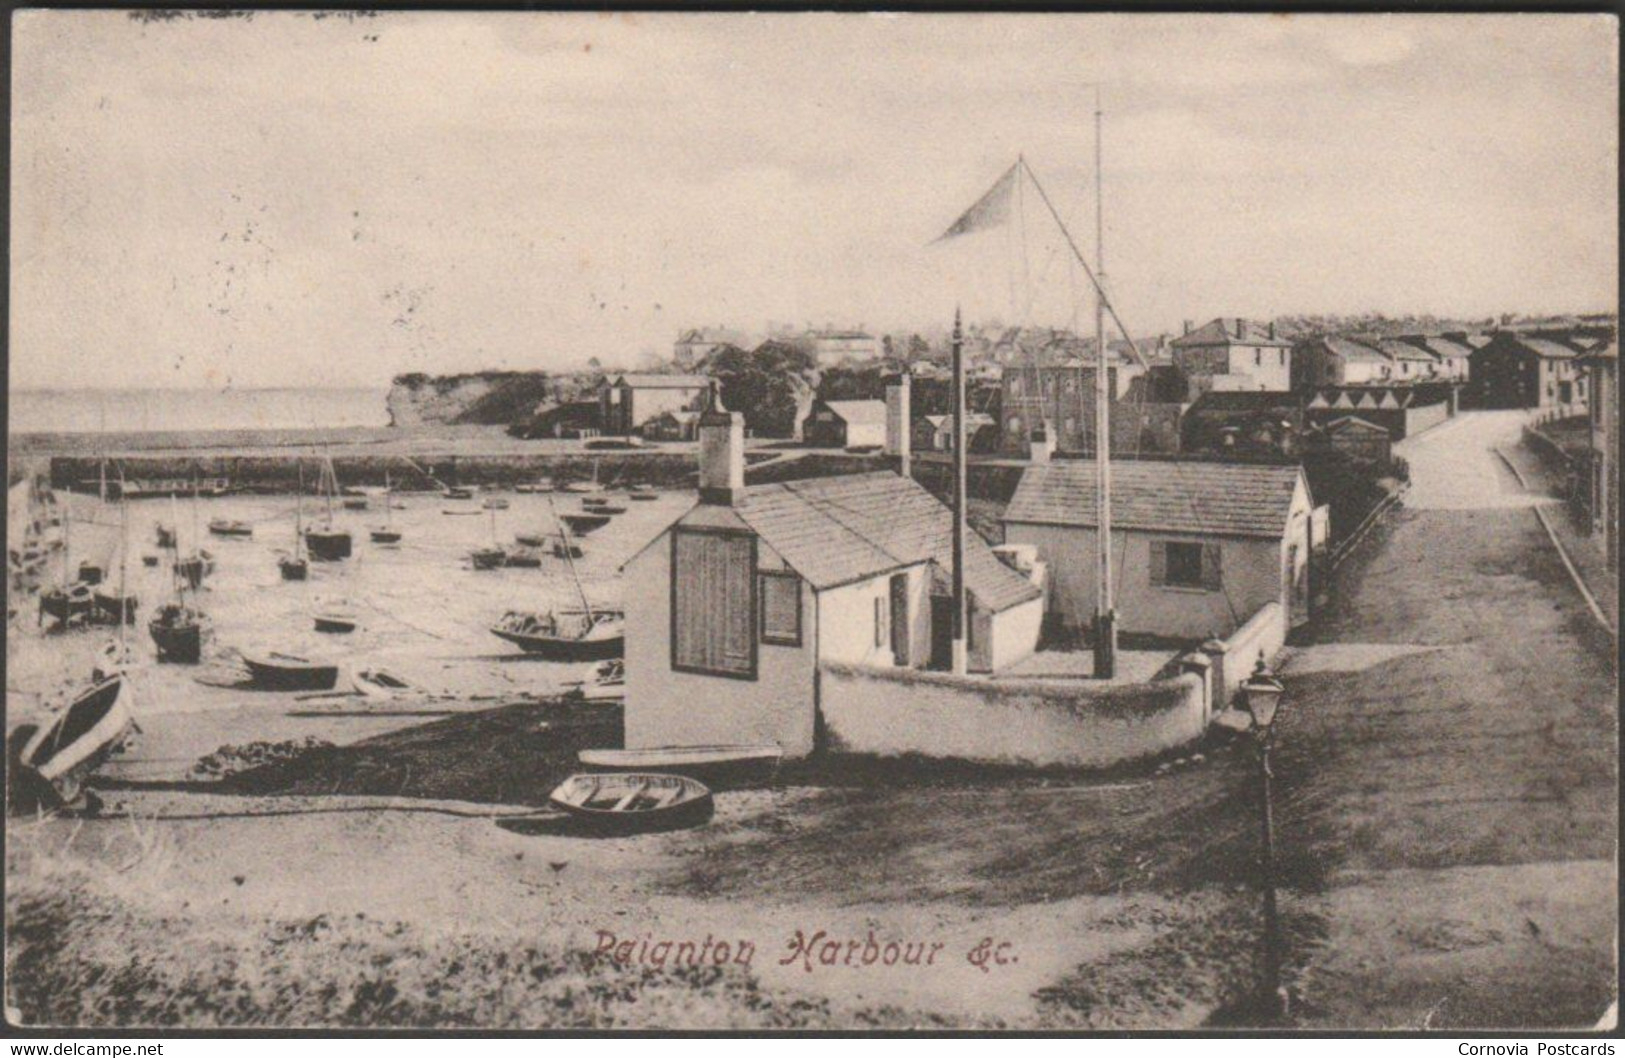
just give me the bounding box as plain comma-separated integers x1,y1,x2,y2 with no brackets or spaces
577,744,783,787
208,518,253,538
8,673,137,810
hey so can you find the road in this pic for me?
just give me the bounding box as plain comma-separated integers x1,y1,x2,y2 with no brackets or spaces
1272,410,1616,1028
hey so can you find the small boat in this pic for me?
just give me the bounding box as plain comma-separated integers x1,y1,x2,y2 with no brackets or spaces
443,487,474,501
342,497,369,511
369,472,402,544
92,640,136,683
278,554,309,581
148,603,206,663
241,651,339,691
469,547,507,571
173,550,215,589
576,659,625,702
305,525,352,562
548,773,714,835
339,486,368,497
514,531,547,548
490,608,624,660
9,674,136,809
560,481,601,495
39,583,94,627
593,503,628,516
141,553,160,568
503,547,543,569
582,496,610,509
578,744,784,787
352,668,412,699
208,518,254,538
313,609,358,634
561,512,611,536
92,589,138,625
551,539,584,560
442,506,482,517
627,488,659,502
154,523,177,549
482,497,510,511
76,562,104,586
515,478,554,495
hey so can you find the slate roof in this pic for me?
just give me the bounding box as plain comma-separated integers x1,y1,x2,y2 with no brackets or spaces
1318,336,1389,363
732,472,1040,611
1373,338,1436,363
1478,334,1584,360
611,373,712,389
819,400,888,428
1402,335,1474,360
1171,318,1292,349
1186,391,1302,413
1003,460,1304,539
1579,341,1619,364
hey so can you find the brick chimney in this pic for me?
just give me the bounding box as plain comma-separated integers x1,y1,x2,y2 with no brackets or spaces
1029,421,1055,465
885,371,911,477
1183,320,1194,336
1268,321,1277,340
697,386,744,505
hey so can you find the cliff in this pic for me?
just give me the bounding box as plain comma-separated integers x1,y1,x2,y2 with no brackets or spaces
386,372,558,428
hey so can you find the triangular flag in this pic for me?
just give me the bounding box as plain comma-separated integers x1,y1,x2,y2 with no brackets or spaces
934,162,1020,243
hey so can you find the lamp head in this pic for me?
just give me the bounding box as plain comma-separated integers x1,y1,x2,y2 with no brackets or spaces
1240,652,1285,732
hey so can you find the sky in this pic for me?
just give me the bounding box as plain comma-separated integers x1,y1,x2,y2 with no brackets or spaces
10,11,1619,390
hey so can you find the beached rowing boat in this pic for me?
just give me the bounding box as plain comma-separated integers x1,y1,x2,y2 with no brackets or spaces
547,773,714,834
241,652,340,691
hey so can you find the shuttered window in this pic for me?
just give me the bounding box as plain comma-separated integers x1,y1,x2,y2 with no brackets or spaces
672,530,756,678
1150,539,1222,592
759,572,801,646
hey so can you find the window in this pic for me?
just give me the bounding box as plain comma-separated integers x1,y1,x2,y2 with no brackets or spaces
873,596,887,648
1151,539,1222,591
672,529,756,679
1254,349,1262,367
759,572,801,646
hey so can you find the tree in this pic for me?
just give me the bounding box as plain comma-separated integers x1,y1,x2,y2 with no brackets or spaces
703,341,818,438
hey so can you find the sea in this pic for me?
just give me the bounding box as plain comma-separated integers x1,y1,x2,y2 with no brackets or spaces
8,387,390,435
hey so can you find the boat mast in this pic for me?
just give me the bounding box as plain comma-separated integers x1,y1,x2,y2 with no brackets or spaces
950,307,968,675
547,496,594,619
384,470,392,528
295,460,305,557
1092,86,1116,678
117,470,128,648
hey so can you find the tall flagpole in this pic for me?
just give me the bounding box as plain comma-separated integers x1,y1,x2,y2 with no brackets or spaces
951,307,968,675
1093,86,1117,678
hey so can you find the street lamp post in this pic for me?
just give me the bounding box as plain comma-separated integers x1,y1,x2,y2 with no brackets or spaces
1239,652,1288,1022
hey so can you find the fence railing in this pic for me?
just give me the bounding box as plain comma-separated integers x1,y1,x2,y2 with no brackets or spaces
1328,483,1408,571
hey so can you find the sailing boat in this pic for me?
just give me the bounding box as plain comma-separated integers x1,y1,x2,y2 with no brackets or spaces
38,502,93,628
489,496,623,659
369,470,402,545
470,502,506,570
279,462,310,581
92,474,138,626
173,476,216,589
305,453,352,561
150,497,208,664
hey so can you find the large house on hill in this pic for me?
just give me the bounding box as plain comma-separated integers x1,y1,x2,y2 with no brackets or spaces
1170,318,1293,393
1467,332,1589,412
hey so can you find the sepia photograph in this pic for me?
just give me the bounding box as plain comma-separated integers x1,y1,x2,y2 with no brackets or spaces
5,8,1619,1034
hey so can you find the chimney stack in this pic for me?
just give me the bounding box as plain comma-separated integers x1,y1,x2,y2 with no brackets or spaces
1268,321,1276,340
1029,421,1055,465
885,371,912,477
1183,319,1194,336
697,385,744,505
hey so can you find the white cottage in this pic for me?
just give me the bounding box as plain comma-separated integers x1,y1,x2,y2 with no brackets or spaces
1002,460,1319,641
621,407,1044,758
